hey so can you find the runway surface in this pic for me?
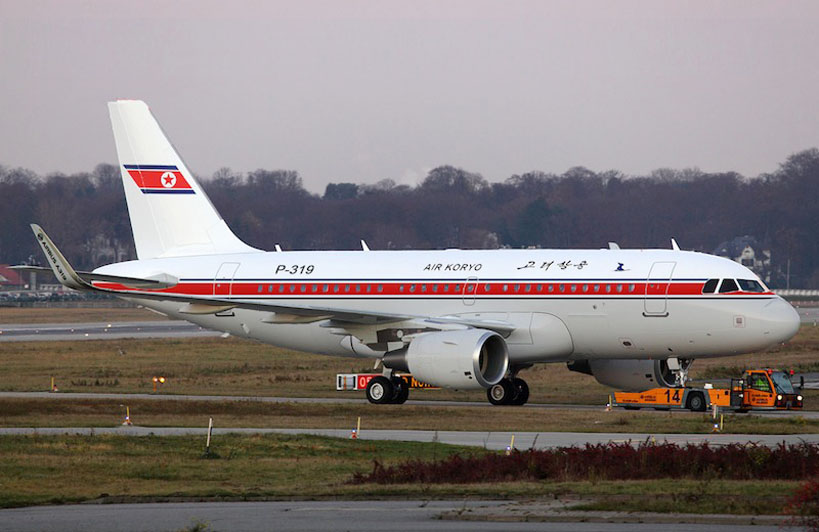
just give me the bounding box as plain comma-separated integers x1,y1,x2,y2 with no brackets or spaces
0,500,788,531
0,320,220,342
2,391,816,418
2,425,817,450
0,306,815,342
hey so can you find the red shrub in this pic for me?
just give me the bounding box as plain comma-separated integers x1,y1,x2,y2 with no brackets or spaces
352,441,819,484
785,479,819,531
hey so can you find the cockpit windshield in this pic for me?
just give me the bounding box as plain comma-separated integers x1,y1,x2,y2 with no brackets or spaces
738,279,765,293
771,372,795,394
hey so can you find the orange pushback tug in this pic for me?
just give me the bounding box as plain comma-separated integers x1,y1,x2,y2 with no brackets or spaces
612,369,803,412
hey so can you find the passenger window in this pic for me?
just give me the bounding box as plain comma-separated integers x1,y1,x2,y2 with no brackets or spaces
719,279,739,293
268,285,273,293
570,285,577,292
548,285,554,292
525,284,531,292
702,279,719,294
323,284,329,292
300,285,306,293
738,279,765,293
257,285,263,293
377,285,383,293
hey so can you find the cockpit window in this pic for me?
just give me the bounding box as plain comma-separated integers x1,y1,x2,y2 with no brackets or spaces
738,279,765,293
771,372,795,394
719,278,739,293
702,279,719,294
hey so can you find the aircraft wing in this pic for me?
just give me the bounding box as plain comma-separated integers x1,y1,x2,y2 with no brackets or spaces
22,224,518,335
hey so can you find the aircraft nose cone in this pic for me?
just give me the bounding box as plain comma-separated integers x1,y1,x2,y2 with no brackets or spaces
763,297,801,344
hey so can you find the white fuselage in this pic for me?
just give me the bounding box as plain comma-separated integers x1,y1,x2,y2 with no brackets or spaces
95,247,801,366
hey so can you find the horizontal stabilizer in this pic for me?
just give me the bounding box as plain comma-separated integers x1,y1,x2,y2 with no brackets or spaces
20,225,178,290
13,265,178,290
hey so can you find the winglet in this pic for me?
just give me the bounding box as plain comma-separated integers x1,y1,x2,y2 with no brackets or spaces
29,224,89,290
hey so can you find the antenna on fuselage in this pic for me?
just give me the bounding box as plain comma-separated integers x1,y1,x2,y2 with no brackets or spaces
608,242,620,250
275,244,283,252
361,240,370,251
671,238,680,251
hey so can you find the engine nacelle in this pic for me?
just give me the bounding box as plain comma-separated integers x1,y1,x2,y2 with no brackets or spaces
567,358,687,391
383,329,509,390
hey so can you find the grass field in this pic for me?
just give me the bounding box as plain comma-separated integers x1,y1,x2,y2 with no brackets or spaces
1,397,815,433
0,432,802,514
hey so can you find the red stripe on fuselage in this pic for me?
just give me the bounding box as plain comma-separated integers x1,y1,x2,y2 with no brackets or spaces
91,280,773,298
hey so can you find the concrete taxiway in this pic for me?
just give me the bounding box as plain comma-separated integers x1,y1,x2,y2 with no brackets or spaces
0,500,789,531
0,320,220,342
2,426,817,450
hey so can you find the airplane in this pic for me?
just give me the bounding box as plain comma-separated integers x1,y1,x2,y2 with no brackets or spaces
16,100,801,407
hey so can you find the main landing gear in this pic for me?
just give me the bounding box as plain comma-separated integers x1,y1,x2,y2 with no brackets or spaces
487,377,529,406
365,375,410,405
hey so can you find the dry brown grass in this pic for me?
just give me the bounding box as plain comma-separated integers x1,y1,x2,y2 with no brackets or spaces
0,307,815,408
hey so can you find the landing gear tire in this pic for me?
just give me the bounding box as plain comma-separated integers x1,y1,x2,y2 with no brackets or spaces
488,377,528,406
487,379,515,405
687,392,706,412
366,376,394,404
391,378,410,404
511,378,529,406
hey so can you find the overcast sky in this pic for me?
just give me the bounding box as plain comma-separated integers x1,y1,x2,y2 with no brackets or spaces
1,0,818,192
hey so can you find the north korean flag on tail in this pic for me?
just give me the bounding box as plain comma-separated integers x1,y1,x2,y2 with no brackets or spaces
124,165,195,194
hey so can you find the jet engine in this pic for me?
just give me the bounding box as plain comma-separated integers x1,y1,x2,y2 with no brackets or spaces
382,329,509,390
567,358,690,391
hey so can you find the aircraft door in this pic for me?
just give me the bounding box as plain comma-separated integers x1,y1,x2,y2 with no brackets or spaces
462,276,478,306
644,261,675,316
214,262,240,296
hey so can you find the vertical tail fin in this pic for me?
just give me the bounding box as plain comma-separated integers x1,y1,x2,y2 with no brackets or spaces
108,100,258,259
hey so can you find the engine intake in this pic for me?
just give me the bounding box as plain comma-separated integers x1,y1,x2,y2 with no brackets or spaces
568,358,689,391
383,329,509,390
